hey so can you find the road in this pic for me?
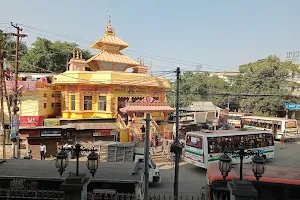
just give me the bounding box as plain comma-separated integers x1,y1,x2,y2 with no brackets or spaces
149,141,300,195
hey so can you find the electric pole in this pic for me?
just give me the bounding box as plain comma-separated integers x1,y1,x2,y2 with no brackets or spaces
170,67,182,199
9,23,27,158
0,30,5,159
286,51,299,62
143,113,151,199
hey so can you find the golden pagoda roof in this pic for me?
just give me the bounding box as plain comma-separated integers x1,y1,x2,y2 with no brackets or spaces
90,34,129,50
86,50,139,71
90,17,129,50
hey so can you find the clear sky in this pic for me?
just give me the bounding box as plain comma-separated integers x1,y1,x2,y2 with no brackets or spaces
0,0,299,74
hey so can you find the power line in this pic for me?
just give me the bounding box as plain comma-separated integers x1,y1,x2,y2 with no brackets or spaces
0,21,238,72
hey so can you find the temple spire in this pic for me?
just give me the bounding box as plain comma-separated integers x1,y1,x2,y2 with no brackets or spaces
105,15,115,35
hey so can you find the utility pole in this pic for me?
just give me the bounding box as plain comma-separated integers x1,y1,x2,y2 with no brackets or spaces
143,113,151,199
0,31,5,159
170,67,182,199
9,23,27,158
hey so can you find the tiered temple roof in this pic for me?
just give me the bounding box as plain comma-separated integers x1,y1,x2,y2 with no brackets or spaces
86,17,139,71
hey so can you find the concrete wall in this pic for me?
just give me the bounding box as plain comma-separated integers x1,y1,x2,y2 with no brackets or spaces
0,144,28,159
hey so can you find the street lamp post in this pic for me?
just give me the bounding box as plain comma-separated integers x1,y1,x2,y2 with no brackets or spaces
56,143,99,200
55,143,99,177
218,146,266,181
218,147,266,200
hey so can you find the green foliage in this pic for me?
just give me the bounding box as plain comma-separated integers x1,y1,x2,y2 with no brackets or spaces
168,55,299,117
0,33,28,70
167,71,231,107
233,55,299,116
19,37,92,72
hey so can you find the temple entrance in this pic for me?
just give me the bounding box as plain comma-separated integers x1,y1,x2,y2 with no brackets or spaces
118,97,129,115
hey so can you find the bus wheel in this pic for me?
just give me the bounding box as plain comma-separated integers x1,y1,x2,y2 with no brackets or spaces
262,155,266,160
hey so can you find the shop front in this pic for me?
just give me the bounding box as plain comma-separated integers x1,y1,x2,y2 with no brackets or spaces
28,128,63,159
93,129,118,141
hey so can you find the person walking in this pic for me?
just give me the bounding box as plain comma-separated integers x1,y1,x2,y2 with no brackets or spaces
40,143,46,160
280,134,286,149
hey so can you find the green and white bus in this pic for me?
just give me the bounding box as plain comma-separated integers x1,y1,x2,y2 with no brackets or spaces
184,130,274,169
242,116,299,140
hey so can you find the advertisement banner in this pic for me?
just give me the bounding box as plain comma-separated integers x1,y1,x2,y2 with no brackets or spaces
44,118,60,127
93,129,111,136
40,128,61,137
10,114,19,139
284,104,300,111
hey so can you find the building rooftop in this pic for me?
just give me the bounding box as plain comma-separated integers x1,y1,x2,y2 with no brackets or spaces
53,70,171,88
0,160,142,183
86,18,139,71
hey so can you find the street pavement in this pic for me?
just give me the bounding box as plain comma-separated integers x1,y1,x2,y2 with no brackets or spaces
149,141,300,195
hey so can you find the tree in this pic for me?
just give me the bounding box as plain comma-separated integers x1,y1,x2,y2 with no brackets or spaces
232,55,299,116
19,37,92,72
167,71,231,108
0,33,28,70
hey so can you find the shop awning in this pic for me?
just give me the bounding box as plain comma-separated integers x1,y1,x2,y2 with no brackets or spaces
19,125,75,130
75,123,117,130
120,103,175,113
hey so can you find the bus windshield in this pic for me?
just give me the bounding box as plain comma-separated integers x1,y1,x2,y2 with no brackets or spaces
228,116,241,120
186,135,202,148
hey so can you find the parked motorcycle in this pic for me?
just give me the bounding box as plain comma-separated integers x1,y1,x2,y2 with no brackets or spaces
23,150,32,159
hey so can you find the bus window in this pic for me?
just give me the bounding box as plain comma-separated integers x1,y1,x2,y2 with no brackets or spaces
266,134,274,146
208,138,221,153
186,135,202,149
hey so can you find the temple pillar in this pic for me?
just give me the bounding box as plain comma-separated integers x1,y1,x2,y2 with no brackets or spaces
163,113,169,139
128,113,134,142
65,86,69,111
106,92,112,113
77,85,82,111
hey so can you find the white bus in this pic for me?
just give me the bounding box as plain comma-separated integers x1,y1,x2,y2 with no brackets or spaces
228,112,251,128
184,130,274,169
242,116,299,140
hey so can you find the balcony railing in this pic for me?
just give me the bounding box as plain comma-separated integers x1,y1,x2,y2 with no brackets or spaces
5,81,51,94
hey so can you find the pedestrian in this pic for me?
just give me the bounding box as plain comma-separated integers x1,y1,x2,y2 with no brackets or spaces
280,134,286,149
141,125,145,133
40,143,46,160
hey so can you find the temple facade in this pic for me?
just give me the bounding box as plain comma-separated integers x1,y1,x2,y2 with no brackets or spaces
1,18,174,159
53,18,174,143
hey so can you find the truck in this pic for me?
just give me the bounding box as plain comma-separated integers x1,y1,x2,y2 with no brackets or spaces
107,142,161,184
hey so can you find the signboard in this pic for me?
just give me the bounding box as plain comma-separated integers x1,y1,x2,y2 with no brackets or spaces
113,86,127,93
44,118,60,127
284,104,300,111
40,128,61,137
10,114,19,139
20,130,40,138
93,129,111,136
20,116,44,127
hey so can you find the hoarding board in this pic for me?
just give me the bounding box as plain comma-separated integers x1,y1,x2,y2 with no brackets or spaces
10,114,19,139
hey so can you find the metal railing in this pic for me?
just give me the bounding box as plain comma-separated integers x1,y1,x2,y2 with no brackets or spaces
0,189,206,200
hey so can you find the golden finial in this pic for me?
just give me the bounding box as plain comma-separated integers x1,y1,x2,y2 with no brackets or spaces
80,50,83,59
72,49,75,58
76,50,79,59
108,15,111,27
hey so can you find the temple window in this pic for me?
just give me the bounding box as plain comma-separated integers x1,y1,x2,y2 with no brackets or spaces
84,96,92,110
71,95,76,110
98,96,107,111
